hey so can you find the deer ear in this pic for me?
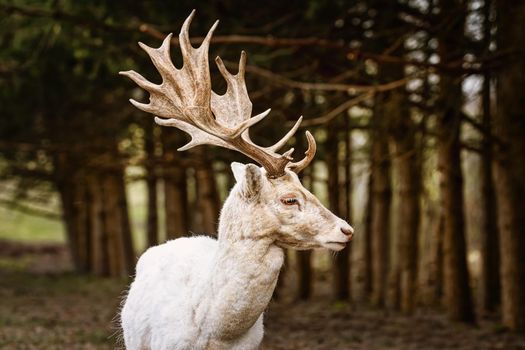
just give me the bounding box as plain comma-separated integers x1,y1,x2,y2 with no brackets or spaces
231,162,262,199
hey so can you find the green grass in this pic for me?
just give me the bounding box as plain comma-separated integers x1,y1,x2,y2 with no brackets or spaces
126,179,147,253
0,206,65,243
0,177,153,253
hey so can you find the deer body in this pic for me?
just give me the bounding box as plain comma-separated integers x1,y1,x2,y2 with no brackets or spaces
121,237,281,350
120,12,354,350
122,170,284,349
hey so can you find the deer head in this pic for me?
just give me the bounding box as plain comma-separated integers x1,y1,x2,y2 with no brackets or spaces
226,162,353,251
121,11,353,250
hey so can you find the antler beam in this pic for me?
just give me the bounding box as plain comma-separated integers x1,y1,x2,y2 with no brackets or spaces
121,10,316,177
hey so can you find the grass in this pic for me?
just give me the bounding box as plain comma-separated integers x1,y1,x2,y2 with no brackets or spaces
0,177,154,253
0,206,65,243
0,266,127,349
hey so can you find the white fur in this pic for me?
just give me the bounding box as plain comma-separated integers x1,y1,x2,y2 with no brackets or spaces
121,163,353,350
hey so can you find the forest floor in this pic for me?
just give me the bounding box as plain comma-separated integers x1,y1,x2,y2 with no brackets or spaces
1,240,525,350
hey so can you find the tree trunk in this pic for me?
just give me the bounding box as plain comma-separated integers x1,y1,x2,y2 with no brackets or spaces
493,0,525,331
297,250,312,300
55,145,135,277
479,74,500,312
436,0,475,323
436,83,475,323
195,148,220,235
86,173,108,276
164,168,189,239
146,171,159,247
71,171,90,273
478,2,500,310
426,213,444,307
297,147,313,300
76,161,133,277
327,125,349,300
57,180,80,270
145,122,159,247
54,153,86,272
162,129,189,239
101,172,124,276
370,105,392,307
116,169,135,275
342,114,353,300
362,172,373,301
389,90,421,313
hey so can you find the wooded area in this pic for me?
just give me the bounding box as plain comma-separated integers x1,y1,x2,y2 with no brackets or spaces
1,0,525,348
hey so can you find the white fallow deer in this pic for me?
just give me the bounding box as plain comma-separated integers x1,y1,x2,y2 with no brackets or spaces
119,11,354,350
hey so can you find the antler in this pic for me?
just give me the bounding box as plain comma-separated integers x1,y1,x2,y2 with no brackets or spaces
120,10,316,178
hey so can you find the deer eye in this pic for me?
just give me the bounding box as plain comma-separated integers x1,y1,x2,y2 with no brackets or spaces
280,196,299,206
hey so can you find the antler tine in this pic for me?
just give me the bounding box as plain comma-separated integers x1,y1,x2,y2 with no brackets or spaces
288,131,317,173
154,117,235,151
138,34,175,78
119,70,161,93
201,20,219,50
265,116,303,152
215,56,235,86
179,10,195,59
238,51,247,80
214,51,247,83
178,9,219,54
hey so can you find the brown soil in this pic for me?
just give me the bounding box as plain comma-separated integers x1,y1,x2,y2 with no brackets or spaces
0,241,524,350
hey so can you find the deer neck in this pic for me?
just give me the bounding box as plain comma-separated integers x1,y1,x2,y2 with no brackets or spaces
201,192,284,340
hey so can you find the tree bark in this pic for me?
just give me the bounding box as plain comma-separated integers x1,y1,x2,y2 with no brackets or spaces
162,129,189,239
86,173,108,276
297,146,313,300
297,250,312,300
116,169,135,276
493,0,525,331
478,0,500,312
437,108,474,322
55,153,82,272
71,171,90,273
327,124,349,300
479,131,500,312
54,145,134,277
54,153,93,273
427,213,444,307
370,108,392,307
145,122,159,247
436,0,475,323
342,114,353,300
362,172,373,301
389,90,421,313
101,172,124,276
82,161,134,277
194,148,220,235
146,168,159,247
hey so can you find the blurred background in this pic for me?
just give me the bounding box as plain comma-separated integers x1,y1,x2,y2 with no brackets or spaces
1,0,525,349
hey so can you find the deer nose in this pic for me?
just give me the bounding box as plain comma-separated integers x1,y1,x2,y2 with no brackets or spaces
341,226,354,239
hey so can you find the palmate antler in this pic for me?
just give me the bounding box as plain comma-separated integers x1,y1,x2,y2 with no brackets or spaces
120,10,316,178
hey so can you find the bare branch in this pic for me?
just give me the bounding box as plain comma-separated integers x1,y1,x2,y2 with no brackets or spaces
224,61,415,93
300,93,373,127
140,24,485,74
4,3,512,75
0,198,61,220
298,74,415,127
